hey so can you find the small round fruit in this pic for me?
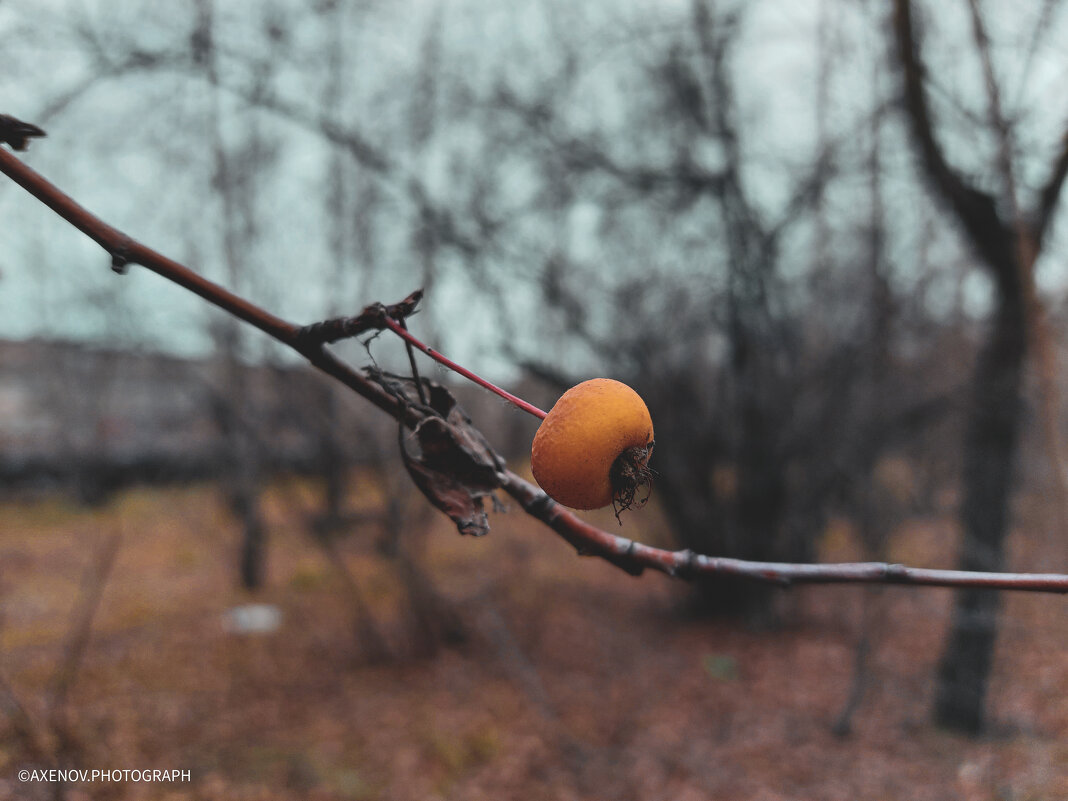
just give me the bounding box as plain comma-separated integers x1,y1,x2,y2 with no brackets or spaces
531,378,654,511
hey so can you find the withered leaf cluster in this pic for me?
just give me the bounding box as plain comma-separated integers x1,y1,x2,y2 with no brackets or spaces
380,374,505,537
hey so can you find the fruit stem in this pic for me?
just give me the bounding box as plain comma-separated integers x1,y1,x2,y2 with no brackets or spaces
382,315,548,420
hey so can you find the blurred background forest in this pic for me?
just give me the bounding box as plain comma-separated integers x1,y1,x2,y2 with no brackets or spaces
0,0,1066,798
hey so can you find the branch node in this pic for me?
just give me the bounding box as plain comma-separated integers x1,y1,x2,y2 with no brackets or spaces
385,288,423,323
884,563,908,582
296,289,423,348
611,539,646,576
671,549,698,578
109,239,135,275
526,490,556,518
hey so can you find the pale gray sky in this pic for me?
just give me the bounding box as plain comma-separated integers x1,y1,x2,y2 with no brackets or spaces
2,0,1067,379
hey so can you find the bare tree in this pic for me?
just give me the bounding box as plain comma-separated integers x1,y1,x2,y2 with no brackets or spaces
486,0,958,623
194,0,282,589
5,5,1068,750
892,0,1068,733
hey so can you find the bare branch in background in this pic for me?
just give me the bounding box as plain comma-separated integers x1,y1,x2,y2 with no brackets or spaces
893,0,1013,272
48,529,122,712
1035,133,1068,245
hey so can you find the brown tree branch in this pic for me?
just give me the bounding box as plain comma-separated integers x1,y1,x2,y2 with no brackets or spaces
966,0,1018,219
0,145,421,428
48,529,121,712
500,472,1067,592
1,141,1067,593
966,0,1068,555
1034,132,1068,245
296,290,424,347
892,0,1014,273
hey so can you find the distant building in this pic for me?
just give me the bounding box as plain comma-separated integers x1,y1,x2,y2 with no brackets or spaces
0,338,537,500
0,338,367,498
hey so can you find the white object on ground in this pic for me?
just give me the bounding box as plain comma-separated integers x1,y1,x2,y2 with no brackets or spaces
221,603,282,634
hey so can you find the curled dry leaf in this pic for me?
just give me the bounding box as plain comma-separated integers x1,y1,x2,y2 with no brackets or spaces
397,379,505,537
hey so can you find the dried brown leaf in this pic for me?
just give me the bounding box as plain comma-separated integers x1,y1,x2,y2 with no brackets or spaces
399,382,505,537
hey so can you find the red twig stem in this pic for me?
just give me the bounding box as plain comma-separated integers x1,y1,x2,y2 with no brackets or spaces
381,316,548,420
2,141,1067,593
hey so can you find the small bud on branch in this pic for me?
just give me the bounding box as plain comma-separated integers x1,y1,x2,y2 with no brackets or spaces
0,115,45,152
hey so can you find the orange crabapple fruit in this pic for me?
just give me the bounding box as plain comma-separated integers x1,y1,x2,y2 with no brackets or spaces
530,378,654,512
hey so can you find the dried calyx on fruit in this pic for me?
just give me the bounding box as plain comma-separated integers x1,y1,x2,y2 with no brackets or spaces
530,378,654,516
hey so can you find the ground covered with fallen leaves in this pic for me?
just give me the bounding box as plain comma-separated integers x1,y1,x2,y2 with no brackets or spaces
0,473,1065,800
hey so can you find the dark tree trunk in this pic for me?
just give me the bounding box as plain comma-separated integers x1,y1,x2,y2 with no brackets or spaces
210,341,268,592
716,395,789,620
312,385,347,537
647,363,792,623
933,278,1026,733
238,504,267,590
888,0,1068,733
229,422,267,591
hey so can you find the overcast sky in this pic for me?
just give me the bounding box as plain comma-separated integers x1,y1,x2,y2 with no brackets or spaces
2,0,1068,380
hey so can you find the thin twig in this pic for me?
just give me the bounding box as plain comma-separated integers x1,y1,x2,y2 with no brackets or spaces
1,142,1066,593
0,669,55,762
380,316,548,419
48,528,122,711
